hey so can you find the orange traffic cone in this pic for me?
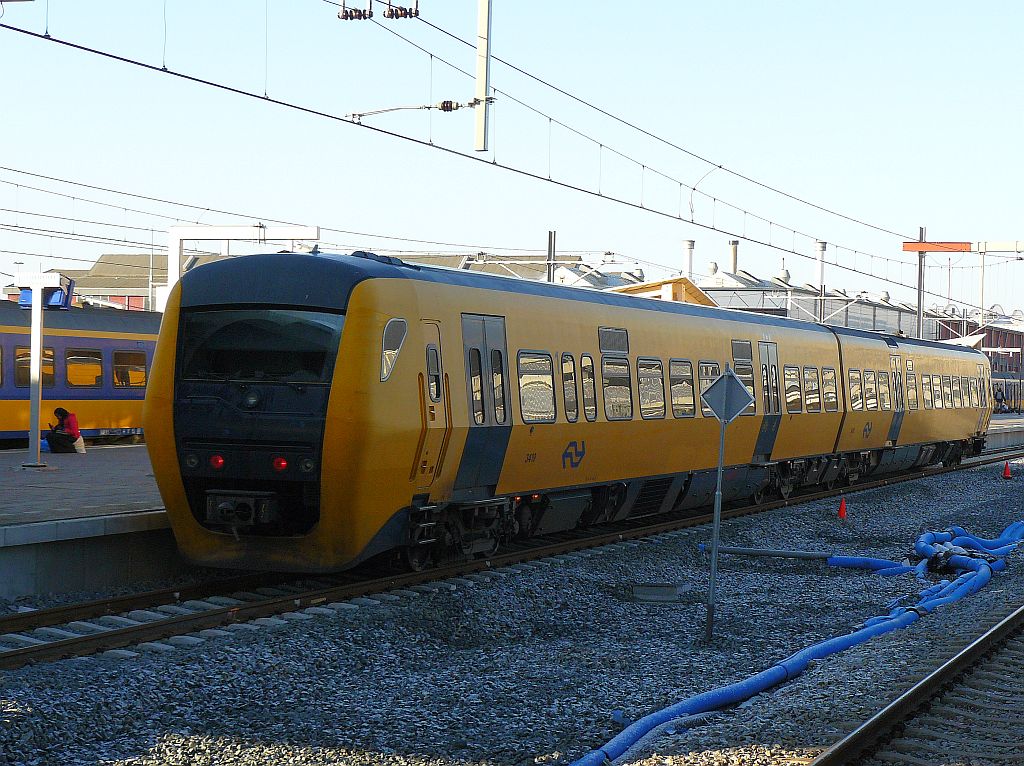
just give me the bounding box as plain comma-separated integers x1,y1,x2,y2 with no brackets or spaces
838,497,847,520
1003,461,1012,480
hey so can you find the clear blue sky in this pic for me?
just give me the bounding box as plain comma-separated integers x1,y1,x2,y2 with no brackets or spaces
2,1,1022,313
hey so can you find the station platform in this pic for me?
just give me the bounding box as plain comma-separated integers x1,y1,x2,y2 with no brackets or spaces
984,413,1024,450
0,445,180,600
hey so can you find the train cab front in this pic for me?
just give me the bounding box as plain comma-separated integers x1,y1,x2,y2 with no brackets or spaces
172,305,343,541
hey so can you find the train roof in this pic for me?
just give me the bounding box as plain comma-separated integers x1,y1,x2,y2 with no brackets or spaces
181,251,985,358
0,299,162,334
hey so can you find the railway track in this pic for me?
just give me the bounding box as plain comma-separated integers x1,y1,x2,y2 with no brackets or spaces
3,446,1022,670
811,601,1024,765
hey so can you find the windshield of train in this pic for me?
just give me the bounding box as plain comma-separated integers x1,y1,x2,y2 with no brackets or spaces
178,308,345,384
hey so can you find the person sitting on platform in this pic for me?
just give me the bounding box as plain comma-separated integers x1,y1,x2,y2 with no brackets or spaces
48,407,86,454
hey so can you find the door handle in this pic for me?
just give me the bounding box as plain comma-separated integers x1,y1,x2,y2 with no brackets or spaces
429,405,436,420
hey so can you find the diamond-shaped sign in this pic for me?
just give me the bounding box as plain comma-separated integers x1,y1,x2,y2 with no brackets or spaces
700,368,754,425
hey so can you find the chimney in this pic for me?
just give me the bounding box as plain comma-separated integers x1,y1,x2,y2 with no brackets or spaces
729,240,739,273
683,240,695,278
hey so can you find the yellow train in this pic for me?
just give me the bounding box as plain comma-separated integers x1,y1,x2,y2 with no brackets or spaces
144,251,992,572
1,299,159,440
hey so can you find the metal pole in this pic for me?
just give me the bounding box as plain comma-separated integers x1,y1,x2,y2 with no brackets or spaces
684,239,695,279
816,240,826,323
24,285,46,468
705,398,727,642
474,0,493,151
916,226,926,339
980,249,986,328
546,230,556,283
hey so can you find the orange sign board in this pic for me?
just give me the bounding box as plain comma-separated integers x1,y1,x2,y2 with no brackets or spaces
901,241,972,252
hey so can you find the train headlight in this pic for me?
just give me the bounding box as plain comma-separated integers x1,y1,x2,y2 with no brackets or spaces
209,454,226,470
272,456,288,472
185,453,199,469
243,391,261,409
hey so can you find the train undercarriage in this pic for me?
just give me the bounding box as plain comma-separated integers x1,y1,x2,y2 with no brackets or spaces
401,438,985,570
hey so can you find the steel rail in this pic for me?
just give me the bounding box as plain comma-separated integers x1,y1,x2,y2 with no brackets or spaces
0,572,301,634
2,446,1022,670
809,601,1024,765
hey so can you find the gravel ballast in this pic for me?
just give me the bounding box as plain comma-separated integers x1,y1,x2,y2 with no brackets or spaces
3,461,1024,766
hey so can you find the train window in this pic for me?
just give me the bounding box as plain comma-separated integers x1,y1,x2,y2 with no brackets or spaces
733,362,756,415
66,348,103,388
931,376,943,409
849,369,864,411
952,376,963,409
941,376,953,409
970,378,980,408
562,354,578,423
922,375,933,409
980,376,988,408
637,358,666,419
469,349,485,425
906,373,919,410
878,371,892,411
602,356,633,421
783,366,802,412
963,376,973,408
698,361,721,416
863,370,878,410
113,351,148,388
380,318,407,382
178,308,343,384
803,367,821,413
769,365,781,413
598,327,629,355
731,340,753,361
491,350,506,424
760,363,771,414
822,368,839,412
518,352,556,423
581,355,597,422
426,346,442,402
669,360,695,418
15,346,55,388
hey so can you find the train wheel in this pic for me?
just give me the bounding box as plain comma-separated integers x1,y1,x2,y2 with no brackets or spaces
750,487,766,505
404,546,433,572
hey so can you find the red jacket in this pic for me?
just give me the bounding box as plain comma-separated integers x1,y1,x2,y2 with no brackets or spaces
61,413,81,440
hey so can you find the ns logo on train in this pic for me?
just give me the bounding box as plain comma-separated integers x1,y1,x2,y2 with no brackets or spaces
562,440,586,469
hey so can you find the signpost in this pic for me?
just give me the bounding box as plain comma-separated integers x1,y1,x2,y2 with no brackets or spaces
699,365,755,641
17,272,73,469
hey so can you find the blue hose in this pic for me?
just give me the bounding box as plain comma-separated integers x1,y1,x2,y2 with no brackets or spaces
570,519,1024,766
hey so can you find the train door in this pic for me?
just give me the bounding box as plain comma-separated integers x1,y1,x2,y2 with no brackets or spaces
976,364,988,434
753,341,781,461
413,321,449,489
453,314,513,492
887,354,905,445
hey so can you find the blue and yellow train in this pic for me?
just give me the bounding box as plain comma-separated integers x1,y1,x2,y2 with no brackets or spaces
0,300,160,439
144,251,992,572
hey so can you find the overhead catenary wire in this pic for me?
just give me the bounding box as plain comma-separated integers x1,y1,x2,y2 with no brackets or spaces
0,167,548,253
411,11,915,242
0,22,981,309
347,11,923,274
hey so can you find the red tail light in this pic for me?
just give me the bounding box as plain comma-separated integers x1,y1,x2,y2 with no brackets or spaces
272,456,288,472
209,454,225,470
